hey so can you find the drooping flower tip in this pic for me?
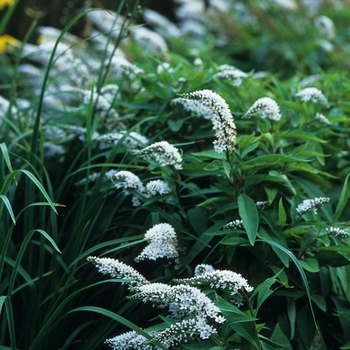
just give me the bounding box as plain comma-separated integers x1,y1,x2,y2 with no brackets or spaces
172,89,236,153
87,256,149,288
326,227,349,238
295,87,329,106
315,113,331,125
244,97,281,121
223,219,244,230
133,141,183,169
296,197,330,215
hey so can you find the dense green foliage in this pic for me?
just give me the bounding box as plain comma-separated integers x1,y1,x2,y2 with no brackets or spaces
1,0,350,349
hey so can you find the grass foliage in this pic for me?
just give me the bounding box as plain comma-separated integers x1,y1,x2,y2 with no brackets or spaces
1,0,350,349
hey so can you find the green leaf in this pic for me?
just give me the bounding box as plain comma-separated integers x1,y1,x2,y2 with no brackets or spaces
0,195,16,224
69,306,167,350
256,240,317,329
269,323,292,349
187,207,207,236
309,329,327,350
204,160,222,170
0,296,16,350
282,131,328,143
0,142,14,173
191,150,226,160
315,251,350,267
238,194,259,245
251,269,283,316
278,198,287,227
298,258,319,272
8,229,61,295
238,134,261,158
333,173,350,223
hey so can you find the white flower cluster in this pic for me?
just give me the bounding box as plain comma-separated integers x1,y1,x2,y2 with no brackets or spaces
295,87,329,106
105,316,217,349
223,220,244,230
132,26,168,58
172,89,237,153
326,227,349,238
315,113,331,125
135,223,180,264
143,8,181,38
300,74,323,88
112,170,145,193
133,141,183,169
111,171,172,206
194,264,216,276
86,10,126,41
105,330,154,350
145,180,172,197
107,56,144,80
244,97,281,121
296,197,330,215
256,201,270,209
175,268,254,296
214,64,247,87
131,283,225,324
314,15,335,40
87,257,150,289
96,131,149,150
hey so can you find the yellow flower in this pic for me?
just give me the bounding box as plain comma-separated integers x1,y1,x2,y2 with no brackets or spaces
0,0,15,10
0,34,21,53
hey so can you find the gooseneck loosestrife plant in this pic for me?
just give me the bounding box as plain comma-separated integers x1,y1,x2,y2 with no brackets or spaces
2,0,350,349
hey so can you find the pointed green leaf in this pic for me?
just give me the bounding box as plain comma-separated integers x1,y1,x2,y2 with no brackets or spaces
333,173,350,223
279,198,287,227
238,194,259,245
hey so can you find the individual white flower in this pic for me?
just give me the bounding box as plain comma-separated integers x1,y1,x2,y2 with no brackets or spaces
315,113,331,125
244,97,281,121
194,264,215,277
214,65,247,87
146,180,172,197
295,87,329,106
111,170,145,193
296,197,330,215
135,223,180,263
326,227,349,238
156,62,174,74
193,58,203,67
314,15,335,40
175,269,253,295
87,256,150,289
223,220,244,230
133,141,183,169
173,90,236,153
